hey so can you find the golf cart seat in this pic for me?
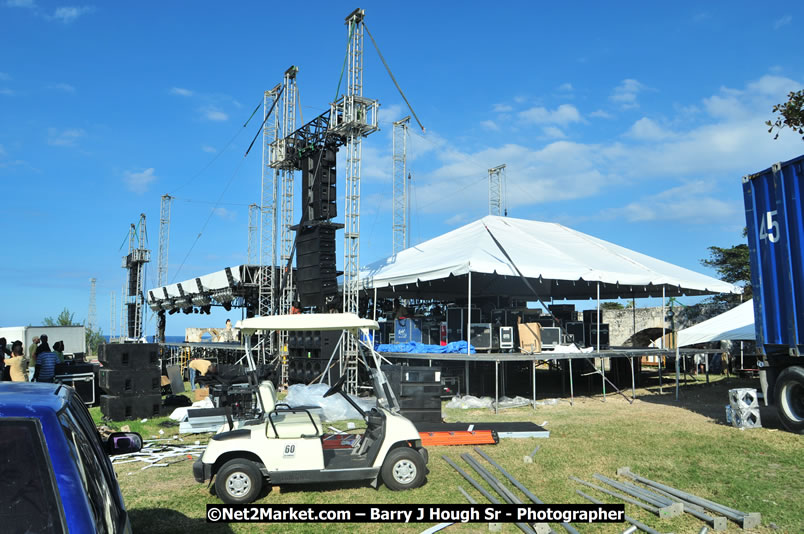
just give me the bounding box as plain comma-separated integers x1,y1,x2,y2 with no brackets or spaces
260,380,323,439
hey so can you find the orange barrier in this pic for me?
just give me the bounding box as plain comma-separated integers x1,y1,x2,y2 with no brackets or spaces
419,430,498,447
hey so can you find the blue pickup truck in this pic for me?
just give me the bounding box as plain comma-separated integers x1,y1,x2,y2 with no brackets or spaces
0,382,142,533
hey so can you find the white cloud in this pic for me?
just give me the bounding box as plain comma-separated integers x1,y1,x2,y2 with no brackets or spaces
480,120,499,131
51,6,93,23
6,0,36,7
50,82,75,93
213,207,236,220
602,181,738,223
201,106,228,121
47,127,85,146
542,126,566,139
590,109,614,119
518,104,582,126
0,88,14,96
625,117,675,141
170,87,193,97
445,213,469,226
611,78,646,109
558,83,574,92
201,145,216,153
492,103,513,113
123,168,156,194
773,15,792,29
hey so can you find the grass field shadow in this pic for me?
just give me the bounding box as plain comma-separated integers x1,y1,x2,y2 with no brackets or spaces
129,508,235,533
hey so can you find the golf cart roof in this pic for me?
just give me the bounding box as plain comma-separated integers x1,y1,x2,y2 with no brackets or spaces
236,313,379,334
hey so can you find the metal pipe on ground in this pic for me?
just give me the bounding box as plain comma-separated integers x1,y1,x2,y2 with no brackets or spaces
460,454,552,534
593,474,683,518
457,486,477,504
475,448,580,534
569,476,660,515
576,490,661,534
622,526,638,534
618,468,760,529
617,479,675,506
614,480,727,531
441,455,536,534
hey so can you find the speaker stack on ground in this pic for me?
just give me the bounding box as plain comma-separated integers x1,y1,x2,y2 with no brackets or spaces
98,343,162,421
381,365,442,425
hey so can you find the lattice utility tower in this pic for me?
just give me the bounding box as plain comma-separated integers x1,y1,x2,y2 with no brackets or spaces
88,277,97,333
247,203,259,265
109,291,116,343
268,67,300,385
331,8,379,394
392,116,410,254
488,164,507,216
122,214,150,339
157,194,172,287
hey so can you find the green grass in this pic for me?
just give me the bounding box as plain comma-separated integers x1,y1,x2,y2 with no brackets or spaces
111,376,803,533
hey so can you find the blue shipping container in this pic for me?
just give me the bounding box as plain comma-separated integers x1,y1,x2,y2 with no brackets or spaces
742,154,804,355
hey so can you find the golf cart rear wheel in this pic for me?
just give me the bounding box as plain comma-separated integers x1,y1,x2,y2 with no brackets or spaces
381,448,425,491
215,459,263,504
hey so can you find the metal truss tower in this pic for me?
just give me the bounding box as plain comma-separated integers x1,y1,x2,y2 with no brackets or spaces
331,8,379,394
122,214,150,340
247,203,259,265
488,164,507,216
157,194,172,287
109,291,116,343
392,116,410,254
268,67,299,386
258,84,281,365
88,278,97,336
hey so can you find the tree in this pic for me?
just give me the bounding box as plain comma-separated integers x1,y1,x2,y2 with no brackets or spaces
43,308,78,326
601,302,625,310
701,231,751,305
766,89,804,141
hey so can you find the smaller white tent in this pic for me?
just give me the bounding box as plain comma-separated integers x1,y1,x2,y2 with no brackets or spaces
674,300,756,347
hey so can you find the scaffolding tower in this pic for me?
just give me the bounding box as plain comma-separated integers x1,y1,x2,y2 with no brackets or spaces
122,214,150,340
392,116,410,254
331,8,379,394
488,164,507,216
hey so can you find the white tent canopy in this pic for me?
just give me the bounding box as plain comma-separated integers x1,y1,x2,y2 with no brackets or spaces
359,216,740,300
674,300,756,347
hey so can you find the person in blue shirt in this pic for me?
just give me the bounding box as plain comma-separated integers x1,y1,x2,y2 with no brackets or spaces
34,340,58,383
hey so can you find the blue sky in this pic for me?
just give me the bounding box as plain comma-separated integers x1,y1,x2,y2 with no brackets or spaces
1,2,802,336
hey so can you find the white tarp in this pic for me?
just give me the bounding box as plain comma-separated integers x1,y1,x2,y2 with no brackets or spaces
359,216,740,299
675,299,756,347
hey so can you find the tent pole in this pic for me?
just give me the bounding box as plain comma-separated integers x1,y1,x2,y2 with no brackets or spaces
494,359,499,415
465,361,469,397
597,282,605,401
372,287,377,320
660,286,665,394
467,271,472,356
569,358,574,406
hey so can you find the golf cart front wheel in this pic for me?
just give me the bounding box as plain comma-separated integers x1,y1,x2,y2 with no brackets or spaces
215,459,263,504
381,448,425,491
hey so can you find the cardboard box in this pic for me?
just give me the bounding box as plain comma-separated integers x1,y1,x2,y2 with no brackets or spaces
517,322,542,353
194,387,209,402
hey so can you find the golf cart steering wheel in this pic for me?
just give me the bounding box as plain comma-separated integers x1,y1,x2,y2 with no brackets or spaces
324,374,347,398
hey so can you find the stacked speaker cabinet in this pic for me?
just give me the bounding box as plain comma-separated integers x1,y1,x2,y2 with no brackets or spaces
381,365,442,424
98,343,162,420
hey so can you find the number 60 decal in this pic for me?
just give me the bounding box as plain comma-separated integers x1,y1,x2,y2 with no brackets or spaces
759,210,780,243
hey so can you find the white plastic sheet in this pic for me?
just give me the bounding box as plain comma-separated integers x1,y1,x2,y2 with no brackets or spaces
285,383,376,421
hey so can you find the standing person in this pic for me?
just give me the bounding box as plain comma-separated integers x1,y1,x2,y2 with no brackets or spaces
28,336,42,381
7,342,27,382
290,301,302,314
52,341,65,364
33,346,58,383
0,338,7,380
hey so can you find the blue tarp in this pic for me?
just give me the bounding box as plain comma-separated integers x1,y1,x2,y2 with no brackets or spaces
375,340,476,354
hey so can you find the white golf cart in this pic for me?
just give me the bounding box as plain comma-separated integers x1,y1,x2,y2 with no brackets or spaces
193,313,429,504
